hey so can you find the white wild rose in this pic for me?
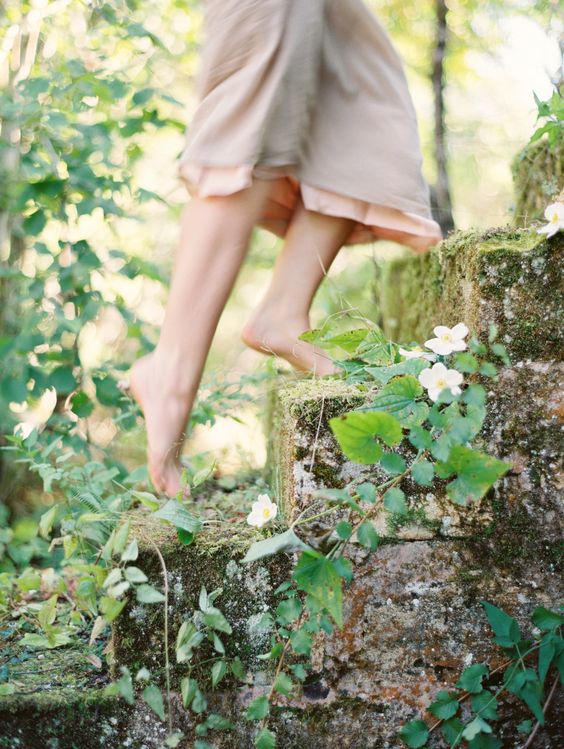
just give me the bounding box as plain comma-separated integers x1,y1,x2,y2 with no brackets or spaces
537,202,564,238
246,493,278,528
425,323,469,356
418,362,464,402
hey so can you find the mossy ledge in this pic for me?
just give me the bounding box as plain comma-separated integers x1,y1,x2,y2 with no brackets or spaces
111,510,291,687
375,226,563,362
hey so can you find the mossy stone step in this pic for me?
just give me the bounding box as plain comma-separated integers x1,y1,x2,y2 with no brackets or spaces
375,227,562,362
0,639,128,749
269,378,515,541
111,510,290,686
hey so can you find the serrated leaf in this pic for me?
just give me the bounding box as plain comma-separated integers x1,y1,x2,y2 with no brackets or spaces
255,727,276,749
293,552,343,627
429,690,459,720
357,521,379,551
481,601,521,648
411,460,434,487
246,695,269,721
329,410,403,464
142,683,165,721
136,584,165,604
274,672,293,696
456,664,489,693
383,487,407,515
399,719,429,747
211,659,227,688
153,500,202,534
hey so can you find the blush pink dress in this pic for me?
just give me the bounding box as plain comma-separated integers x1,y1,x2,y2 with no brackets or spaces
177,0,443,250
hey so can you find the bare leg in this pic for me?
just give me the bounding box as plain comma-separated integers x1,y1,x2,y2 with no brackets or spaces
242,197,355,375
130,179,273,496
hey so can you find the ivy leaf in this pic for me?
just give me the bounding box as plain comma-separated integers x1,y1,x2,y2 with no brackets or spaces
383,487,407,515
142,684,165,721
290,628,312,656
136,584,165,604
456,664,489,693
246,695,270,721
329,411,403,464
380,452,407,475
531,606,563,632
462,716,492,741
367,375,429,426
242,528,311,564
399,719,429,747
274,672,293,696
255,727,276,749
276,597,302,625
481,601,521,648
411,460,435,487
211,659,227,688
428,690,459,720
357,522,379,551
436,446,511,505
293,552,343,627
153,500,202,534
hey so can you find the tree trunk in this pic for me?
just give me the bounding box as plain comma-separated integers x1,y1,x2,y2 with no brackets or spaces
432,0,455,236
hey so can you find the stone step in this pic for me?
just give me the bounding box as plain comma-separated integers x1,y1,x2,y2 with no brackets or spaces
374,227,562,362
267,369,563,544
111,508,291,685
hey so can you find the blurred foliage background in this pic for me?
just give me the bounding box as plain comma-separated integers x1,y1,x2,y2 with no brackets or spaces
0,0,562,565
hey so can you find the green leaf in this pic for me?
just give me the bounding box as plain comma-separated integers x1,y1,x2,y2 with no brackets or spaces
399,719,429,747
456,664,489,693
383,487,407,515
411,460,434,487
293,552,343,627
142,684,165,721
121,539,139,562
203,607,232,634
255,727,276,749
356,482,376,503
481,601,521,648
177,528,195,546
290,628,312,655
136,584,165,604
471,690,498,720
211,659,227,688
329,411,403,464
368,375,429,427
366,358,428,385
335,521,353,540
357,521,379,551
441,717,465,744
276,597,302,625
517,719,533,734
130,490,160,512
274,672,293,696
380,452,407,475
192,688,208,713
39,506,57,539
153,500,202,534
538,634,557,685
0,684,15,696
231,657,247,682
124,567,147,583
436,446,511,505
408,426,433,451
242,528,311,564
181,677,198,708
116,669,134,705
428,690,459,720
246,695,270,721
100,596,128,622
531,606,563,631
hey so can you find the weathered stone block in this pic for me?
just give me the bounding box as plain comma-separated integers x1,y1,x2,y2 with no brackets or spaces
111,511,290,685
375,227,563,362
269,377,560,542
511,137,563,224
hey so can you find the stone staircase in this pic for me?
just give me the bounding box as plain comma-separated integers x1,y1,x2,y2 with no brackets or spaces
2,225,562,749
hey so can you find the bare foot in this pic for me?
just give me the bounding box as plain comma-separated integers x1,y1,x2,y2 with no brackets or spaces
129,353,191,497
241,309,339,376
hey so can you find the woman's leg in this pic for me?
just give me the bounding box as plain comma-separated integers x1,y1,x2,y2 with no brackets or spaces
242,197,355,375
130,178,273,496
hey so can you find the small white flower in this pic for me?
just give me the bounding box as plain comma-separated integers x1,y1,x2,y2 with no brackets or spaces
537,202,564,238
425,323,469,355
246,493,278,528
399,346,435,361
418,362,463,402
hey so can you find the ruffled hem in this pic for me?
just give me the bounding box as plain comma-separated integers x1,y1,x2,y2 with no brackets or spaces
177,162,443,251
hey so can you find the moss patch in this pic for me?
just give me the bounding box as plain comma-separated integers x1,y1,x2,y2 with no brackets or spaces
375,226,563,361
511,137,564,224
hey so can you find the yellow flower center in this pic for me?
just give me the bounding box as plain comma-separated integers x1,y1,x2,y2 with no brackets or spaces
436,378,447,389
262,507,272,519
550,213,558,224
440,333,453,342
